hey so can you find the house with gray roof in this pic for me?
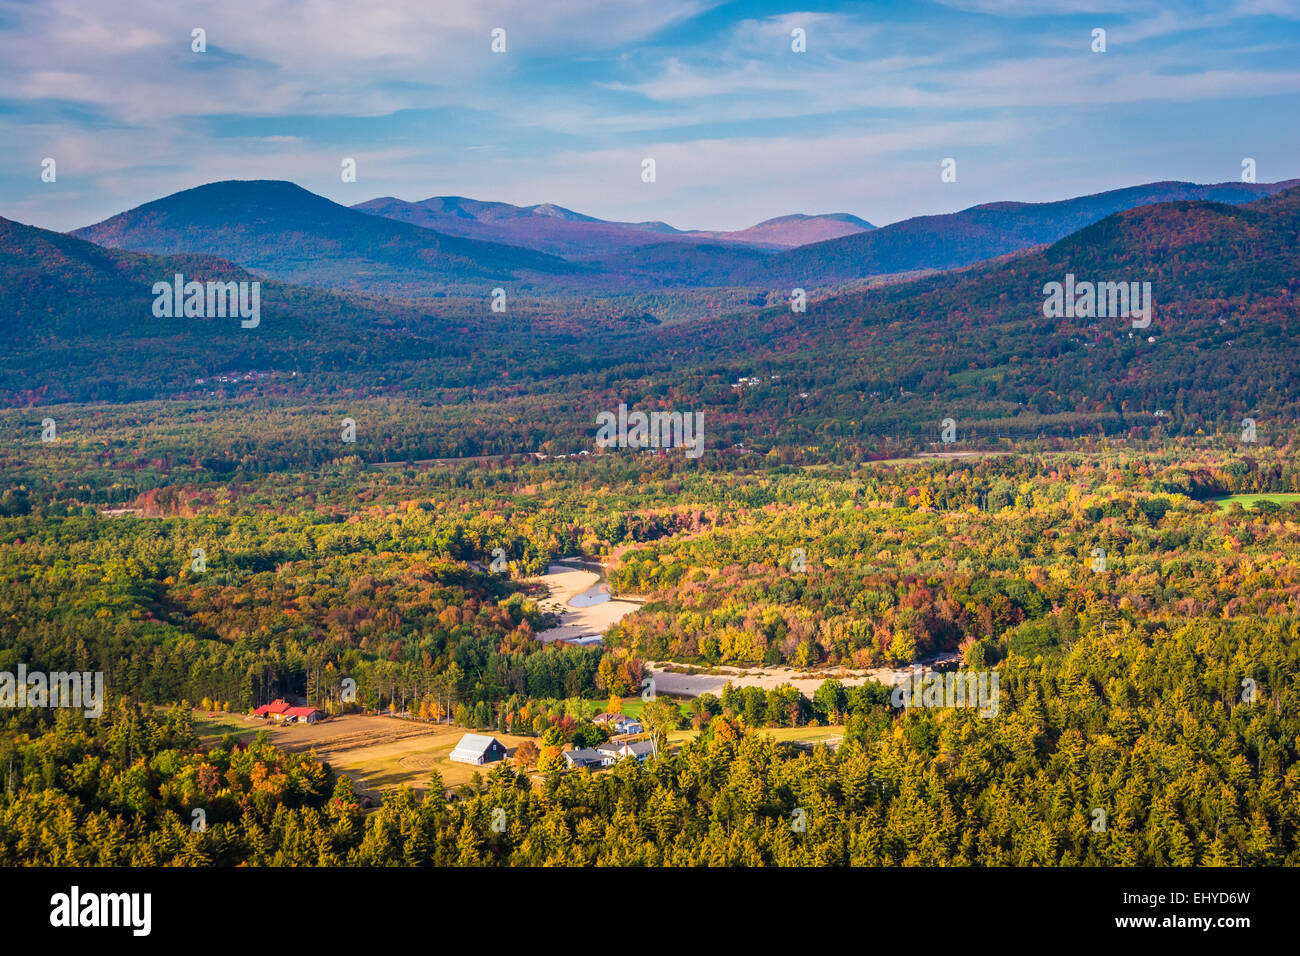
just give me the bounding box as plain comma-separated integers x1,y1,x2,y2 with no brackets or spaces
596,739,655,765
563,747,604,770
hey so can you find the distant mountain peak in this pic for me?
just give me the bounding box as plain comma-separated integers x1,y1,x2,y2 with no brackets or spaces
529,202,583,220
680,212,876,248
71,180,579,297
752,212,877,230
158,179,318,202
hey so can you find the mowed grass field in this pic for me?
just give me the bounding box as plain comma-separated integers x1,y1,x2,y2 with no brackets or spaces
1212,493,1300,511
190,711,532,796
614,696,693,720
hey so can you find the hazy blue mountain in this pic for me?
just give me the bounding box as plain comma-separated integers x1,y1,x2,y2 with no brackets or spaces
353,195,874,255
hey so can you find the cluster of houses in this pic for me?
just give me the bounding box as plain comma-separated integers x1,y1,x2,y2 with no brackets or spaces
562,738,655,770
448,710,655,771
532,450,592,461
732,375,786,390
194,370,275,386
252,699,326,724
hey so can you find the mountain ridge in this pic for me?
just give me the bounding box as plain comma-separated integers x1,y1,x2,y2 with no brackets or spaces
72,180,585,297
46,174,1300,309
351,195,874,254
754,178,1300,288
7,184,1298,427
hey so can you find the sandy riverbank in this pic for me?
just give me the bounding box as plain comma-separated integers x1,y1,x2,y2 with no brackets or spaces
646,652,962,698
530,563,643,643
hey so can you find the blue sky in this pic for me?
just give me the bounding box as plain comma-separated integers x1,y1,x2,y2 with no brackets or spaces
2,0,1299,232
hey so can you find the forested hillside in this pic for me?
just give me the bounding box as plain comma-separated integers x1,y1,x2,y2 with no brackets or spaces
750,178,1299,288
4,601,1296,867
7,186,1300,451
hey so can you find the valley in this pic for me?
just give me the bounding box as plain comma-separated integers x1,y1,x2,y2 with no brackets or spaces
3,176,1299,873
4,0,1300,933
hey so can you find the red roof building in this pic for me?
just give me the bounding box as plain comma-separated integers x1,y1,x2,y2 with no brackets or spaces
253,699,292,718
284,706,324,723
253,699,325,723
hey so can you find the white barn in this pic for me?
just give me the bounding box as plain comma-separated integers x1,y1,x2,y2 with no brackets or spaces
449,733,509,765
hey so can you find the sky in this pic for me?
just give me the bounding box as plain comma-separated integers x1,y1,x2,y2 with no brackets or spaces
2,0,1299,232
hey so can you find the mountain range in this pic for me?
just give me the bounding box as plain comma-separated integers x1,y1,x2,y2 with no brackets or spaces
68,178,1297,299
750,179,1299,289
351,196,875,257
652,183,1300,442
0,214,493,403
6,178,1299,441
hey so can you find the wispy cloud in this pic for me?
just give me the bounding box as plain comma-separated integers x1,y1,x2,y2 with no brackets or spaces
2,0,1298,232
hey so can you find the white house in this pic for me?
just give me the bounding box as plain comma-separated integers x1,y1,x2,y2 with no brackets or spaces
449,733,509,765
593,713,643,735
596,739,655,765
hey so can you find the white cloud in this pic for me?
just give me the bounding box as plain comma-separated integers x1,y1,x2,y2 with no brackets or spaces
3,0,1298,232
0,0,720,121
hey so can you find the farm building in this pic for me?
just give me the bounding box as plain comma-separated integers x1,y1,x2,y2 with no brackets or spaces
283,706,324,724
449,733,509,765
253,699,324,723
253,699,291,719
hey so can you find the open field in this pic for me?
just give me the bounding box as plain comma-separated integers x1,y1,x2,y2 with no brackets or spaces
762,725,846,745
1212,493,1300,511
613,696,693,720
192,708,841,796
192,711,532,796
193,711,268,744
